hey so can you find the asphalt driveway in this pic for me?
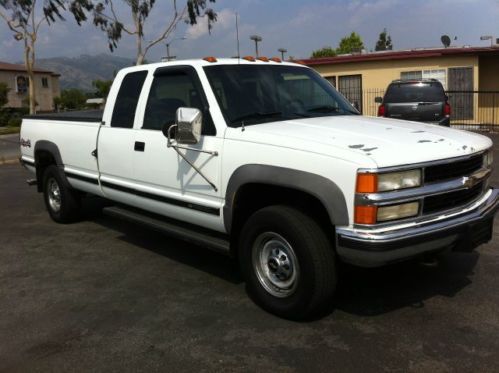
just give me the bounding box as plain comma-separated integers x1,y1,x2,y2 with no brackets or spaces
0,134,498,372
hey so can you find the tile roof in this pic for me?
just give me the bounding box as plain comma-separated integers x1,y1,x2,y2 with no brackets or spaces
0,60,58,75
299,46,499,66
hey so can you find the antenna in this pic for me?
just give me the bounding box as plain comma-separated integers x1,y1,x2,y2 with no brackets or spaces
441,35,451,48
235,12,240,62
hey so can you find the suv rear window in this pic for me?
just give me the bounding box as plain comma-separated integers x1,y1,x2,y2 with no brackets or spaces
384,82,445,103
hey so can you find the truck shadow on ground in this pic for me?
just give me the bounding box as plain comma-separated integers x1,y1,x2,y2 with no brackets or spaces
334,252,478,316
84,198,479,318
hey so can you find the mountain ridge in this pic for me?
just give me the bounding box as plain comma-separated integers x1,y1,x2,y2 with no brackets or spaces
32,54,134,92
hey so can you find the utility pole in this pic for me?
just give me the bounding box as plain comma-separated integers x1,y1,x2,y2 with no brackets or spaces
278,48,287,60
163,37,187,62
250,35,262,57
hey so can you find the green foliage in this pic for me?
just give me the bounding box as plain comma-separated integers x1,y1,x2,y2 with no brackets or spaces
310,46,337,59
92,79,113,98
7,116,22,127
0,82,9,108
55,89,88,110
0,108,28,127
91,0,217,52
375,28,393,51
336,32,364,55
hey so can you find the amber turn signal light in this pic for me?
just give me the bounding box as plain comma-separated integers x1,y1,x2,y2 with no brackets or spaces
356,173,378,193
354,205,377,225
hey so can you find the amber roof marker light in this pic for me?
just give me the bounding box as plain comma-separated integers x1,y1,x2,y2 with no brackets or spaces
242,56,256,62
203,56,218,63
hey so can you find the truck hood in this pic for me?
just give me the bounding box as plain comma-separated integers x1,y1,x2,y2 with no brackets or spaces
226,115,492,168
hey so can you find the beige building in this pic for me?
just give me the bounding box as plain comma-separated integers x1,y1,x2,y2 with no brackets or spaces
301,47,499,127
0,61,60,112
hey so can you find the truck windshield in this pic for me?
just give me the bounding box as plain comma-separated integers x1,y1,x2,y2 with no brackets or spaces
203,65,359,127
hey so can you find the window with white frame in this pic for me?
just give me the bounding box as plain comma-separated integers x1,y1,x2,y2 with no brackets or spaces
423,69,446,89
400,69,446,89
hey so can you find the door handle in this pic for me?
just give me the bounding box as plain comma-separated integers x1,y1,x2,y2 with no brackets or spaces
134,141,145,152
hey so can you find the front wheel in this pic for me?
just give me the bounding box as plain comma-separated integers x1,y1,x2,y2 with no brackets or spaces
239,205,337,320
42,165,81,223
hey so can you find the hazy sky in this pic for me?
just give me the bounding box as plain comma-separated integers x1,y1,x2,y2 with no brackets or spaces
1,0,498,63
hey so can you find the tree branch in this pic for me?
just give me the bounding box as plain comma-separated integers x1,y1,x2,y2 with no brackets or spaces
108,0,136,35
143,4,187,56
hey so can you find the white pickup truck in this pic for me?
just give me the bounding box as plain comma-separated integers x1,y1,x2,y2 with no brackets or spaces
20,58,498,319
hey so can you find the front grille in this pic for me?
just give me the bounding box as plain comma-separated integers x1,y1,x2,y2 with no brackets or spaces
424,154,483,183
423,182,484,214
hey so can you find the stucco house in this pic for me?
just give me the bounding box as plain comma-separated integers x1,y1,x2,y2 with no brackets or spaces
0,61,60,112
301,46,499,129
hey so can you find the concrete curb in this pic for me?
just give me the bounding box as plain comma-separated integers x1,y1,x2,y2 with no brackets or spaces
0,158,19,166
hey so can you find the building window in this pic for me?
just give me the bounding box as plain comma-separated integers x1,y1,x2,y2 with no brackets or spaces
42,77,49,88
400,71,422,80
15,76,29,94
338,75,362,113
400,69,446,89
325,76,336,87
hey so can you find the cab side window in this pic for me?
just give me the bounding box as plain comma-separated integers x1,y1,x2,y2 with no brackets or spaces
143,71,215,135
111,71,148,128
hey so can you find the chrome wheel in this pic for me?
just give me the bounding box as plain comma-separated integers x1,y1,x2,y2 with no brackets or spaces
47,177,61,213
252,232,300,298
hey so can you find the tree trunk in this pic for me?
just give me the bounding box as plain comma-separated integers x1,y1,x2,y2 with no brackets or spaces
24,36,36,114
132,10,143,65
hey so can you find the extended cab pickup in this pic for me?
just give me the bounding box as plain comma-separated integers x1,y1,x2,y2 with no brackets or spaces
20,59,498,319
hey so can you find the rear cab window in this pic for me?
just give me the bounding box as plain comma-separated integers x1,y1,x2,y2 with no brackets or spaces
384,82,445,103
110,71,148,128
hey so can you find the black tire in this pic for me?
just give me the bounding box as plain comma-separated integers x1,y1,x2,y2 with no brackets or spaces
42,165,81,223
239,205,337,320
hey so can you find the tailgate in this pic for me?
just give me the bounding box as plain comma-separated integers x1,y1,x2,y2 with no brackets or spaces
385,102,444,122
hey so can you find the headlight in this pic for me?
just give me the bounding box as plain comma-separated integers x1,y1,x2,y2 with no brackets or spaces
356,169,422,193
377,202,419,222
378,170,421,192
354,201,420,224
483,150,493,168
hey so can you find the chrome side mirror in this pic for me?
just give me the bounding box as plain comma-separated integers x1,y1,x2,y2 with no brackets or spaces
175,107,202,144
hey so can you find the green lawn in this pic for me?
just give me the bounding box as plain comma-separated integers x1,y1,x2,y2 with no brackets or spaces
0,127,20,135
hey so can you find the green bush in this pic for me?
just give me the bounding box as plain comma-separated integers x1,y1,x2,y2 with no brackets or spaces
7,116,22,127
0,108,29,127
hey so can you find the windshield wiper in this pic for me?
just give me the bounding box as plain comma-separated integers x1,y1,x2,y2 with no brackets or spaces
230,111,283,125
307,105,359,115
307,105,341,113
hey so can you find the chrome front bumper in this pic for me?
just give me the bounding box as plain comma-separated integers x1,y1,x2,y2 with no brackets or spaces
336,187,499,267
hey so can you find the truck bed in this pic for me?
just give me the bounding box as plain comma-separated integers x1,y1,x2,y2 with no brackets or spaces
24,110,103,123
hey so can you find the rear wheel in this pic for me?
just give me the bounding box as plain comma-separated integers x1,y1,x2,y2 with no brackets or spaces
42,165,81,223
239,205,337,320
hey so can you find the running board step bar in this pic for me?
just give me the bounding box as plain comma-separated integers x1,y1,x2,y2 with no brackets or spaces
102,206,230,254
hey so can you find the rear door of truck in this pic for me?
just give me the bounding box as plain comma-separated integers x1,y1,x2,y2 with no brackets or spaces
97,70,148,204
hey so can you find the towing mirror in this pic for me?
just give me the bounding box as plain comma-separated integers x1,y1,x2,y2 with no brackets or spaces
162,107,203,145
175,107,202,144
374,96,383,104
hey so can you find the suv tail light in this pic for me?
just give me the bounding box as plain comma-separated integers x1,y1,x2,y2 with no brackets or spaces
377,104,386,117
444,102,451,117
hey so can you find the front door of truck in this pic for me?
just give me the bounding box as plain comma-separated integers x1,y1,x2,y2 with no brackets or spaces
131,66,224,231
